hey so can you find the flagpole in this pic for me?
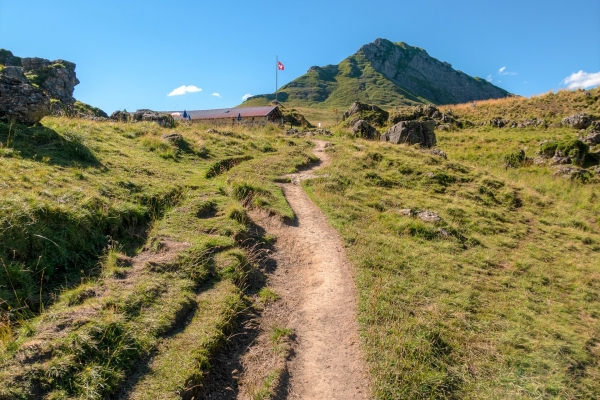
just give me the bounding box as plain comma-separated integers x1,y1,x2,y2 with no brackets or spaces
275,55,278,103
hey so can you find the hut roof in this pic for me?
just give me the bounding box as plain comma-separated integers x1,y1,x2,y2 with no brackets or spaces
171,106,280,120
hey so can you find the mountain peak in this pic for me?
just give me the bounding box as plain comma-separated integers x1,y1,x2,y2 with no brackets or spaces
243,39,510,108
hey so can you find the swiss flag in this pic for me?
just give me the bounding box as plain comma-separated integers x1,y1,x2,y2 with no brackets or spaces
277,61,285,71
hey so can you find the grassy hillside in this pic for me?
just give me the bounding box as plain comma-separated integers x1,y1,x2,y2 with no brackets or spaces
303,98,600,398
442,88,600,125
0,117,315,398
1,86,599,398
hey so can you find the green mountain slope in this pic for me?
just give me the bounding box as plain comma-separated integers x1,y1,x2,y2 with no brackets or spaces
243,38,510,108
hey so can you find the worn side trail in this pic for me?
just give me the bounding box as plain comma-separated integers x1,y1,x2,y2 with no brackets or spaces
248,140,369,399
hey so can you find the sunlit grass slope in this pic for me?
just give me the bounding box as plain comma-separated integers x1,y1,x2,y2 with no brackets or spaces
0,117,315,398
304,126,600,398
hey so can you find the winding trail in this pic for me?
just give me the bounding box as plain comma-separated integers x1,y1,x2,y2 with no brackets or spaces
249,140,369,399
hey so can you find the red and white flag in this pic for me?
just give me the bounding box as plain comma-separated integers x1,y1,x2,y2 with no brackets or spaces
277,61,285,71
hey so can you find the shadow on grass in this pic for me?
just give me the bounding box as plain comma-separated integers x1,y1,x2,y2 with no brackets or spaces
0,121,101,167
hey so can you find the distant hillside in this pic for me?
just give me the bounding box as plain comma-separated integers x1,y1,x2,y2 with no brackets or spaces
243,39,510,108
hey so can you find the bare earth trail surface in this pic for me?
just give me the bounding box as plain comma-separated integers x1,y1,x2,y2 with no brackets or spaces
247,140,369,399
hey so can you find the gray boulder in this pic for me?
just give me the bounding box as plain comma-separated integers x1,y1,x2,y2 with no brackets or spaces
381,120,436,147
553,165,592,180
0,66,50,125
351,119,378,139
109,110,130,122
562,114,592,129
132,109,176,128
583,131,600,145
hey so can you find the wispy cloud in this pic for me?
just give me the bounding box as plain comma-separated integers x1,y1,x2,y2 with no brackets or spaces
167,85,202,97
241,93,253,101
562,70,600,90
498,66,518,76
211,92,222,98
486,74,492,82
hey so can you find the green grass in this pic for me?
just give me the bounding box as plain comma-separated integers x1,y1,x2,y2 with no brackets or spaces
0,116,315,398
304,126,600,398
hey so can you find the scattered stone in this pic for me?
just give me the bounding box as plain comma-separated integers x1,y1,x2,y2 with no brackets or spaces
533,156,547,165
553,165,592,180
550,154,571,165
562,113,592,129
425,172,435,177
0,66,50,125
351,119,378,139
594,166,600,175
438,228,451,237
398,209,442,222
583,131,600,145
429,148,447,159
161,132,183,144
381,120,436,147
490,118,509,128
417,211,442,222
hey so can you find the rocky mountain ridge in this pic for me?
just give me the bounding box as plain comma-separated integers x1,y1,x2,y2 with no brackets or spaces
243,39,510,108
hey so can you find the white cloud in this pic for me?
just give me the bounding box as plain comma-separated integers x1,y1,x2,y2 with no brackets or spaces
486,74,492,82
167,85,202,97
211,92,222,98
241,93,253,101
562,70,600,90
498,66,518,76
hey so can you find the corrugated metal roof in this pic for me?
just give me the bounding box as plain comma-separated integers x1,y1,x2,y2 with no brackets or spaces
169,106,280,120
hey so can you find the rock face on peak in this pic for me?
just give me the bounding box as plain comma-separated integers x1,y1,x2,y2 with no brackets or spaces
359,39,509,104
243,38,510,108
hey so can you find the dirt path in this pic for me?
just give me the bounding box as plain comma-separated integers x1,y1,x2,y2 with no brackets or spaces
248,140,369,399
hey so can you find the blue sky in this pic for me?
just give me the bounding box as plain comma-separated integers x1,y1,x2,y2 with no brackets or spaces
1,0,599,113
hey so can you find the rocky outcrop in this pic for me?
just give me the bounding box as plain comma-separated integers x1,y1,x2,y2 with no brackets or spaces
351,119,378,139
388,104,460,128
381,120,436,147
132,109,176,128
562,114,592,129
342,101,389,127
21,58,79,106
109,110,130,122
0,49,88,124
0,66,50,125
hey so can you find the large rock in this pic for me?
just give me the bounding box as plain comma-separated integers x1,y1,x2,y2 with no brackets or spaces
351,119,378,139
381,120,436,147
0,66,50,125
21,58,80,106
132,109,176,128
342,101,389,126
562,114,592,129
109,110,130,122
